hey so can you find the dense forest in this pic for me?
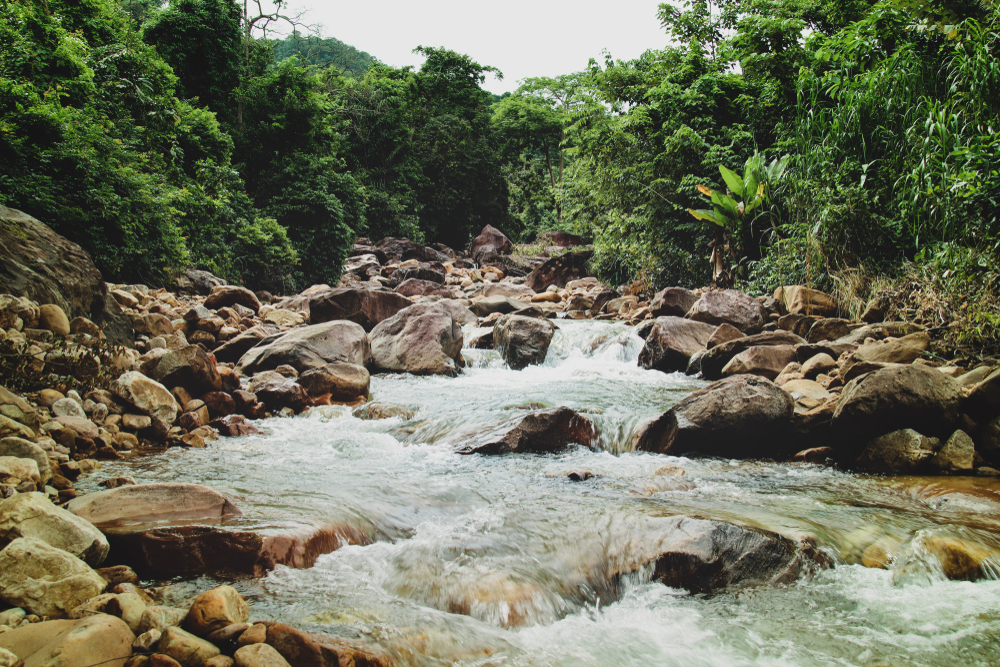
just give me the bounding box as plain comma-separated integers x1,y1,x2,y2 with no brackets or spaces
1,0,998,346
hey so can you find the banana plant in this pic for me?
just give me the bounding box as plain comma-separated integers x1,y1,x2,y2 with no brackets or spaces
689,153,788,284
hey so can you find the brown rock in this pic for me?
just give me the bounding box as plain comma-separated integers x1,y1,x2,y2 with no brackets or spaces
855,429,940,473
38,304,71,336
687,290,767,334
141,346,222,395
706,323,743,349
721,345,798,380
774,285,838,317
494,314,556,370
806,318,853,343
458,407,599,455
637,317,716,373
200,392,237,418
237,321,371,375
648,287,698,318
66,482,241,528
307,288,412,331
524,250,593,292
0,616,135,667
298,363,370,402
699,331,806,380
369,303,463,377
209,415,264,437
184,586,249,637
792,447,835,463
204,286,260,313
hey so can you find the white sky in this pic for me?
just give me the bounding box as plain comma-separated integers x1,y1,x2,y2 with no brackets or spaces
280,0,671,94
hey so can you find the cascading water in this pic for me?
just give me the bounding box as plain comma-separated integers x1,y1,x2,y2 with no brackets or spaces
82,320,1000,666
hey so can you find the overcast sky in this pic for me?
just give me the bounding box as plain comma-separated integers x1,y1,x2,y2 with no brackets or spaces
280,0,671,94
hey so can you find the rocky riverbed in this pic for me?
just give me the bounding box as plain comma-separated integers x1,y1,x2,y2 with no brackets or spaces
0,211,998,666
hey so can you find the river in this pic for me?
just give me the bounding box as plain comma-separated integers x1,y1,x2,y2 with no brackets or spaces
82,320,1000,666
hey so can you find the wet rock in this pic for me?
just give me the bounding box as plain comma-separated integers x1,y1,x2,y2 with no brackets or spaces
773,285,838,317
298,363,370,402
0,492,109,565
831,365,961,445
159,626,221,667
855,429,940,473
185,586,249,638
524,250,593,292
141,346,222,395
792,447,835,463
204,286,260,313
699,331,806,380
370,303,463,377
687,290,767,334
0,615,135,667
494,314,555,370
112,372,179,426
0,438,51,484
209,415,264,437
459,407,598,455
644,516,806,593
635,376,794,458
907,535,1000,581
237,321,371,375
720,345,798,380
353,403,415,421
308,288,412,331
258,621,393,667
466,327,494,349
649,287,698,318
930,430,975,474
0,537,107,618
66,483,241,529
637,317,716,374
234,644,289,667
251,380,310,413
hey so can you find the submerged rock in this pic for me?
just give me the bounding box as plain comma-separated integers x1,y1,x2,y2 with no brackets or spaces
494,313,555,370
459,407,599,455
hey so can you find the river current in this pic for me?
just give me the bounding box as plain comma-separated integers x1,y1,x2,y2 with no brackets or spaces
83,320,1000,666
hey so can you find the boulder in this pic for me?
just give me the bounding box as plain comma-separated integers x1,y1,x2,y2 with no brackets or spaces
0,417,34,441
806,318,853,343
237,321,371,375
204,286,260,313
637,317,716,373
699,331,806,380
720,345,798,380
130,313,174,337
111,372,178,426
141,346,222,395
209,415,264,438
0,438,51,484
394,278,452,297
706,323,743,349
70,591,146,633
483,283,535,299
212,325,277,365
307,288,412,331
184,586,249,637
369,303,463,377
250,379,310,414
644,516,806,593
494,314,556,370
389,265,445,286
0,207,121,327
175,269,227,296
855,429,940,474
298,363,370,402
471,295,524,317
687,290,767,334
0,493,109,565
649,287,699,318
0,615,135,667
66,483,241,529
773,285,838,317
634,375,794,458
963,369,1000,424
470,225,514,256
38,304,70,336
435,299,478,326
377,237,449,263
0,538,107,618
458,407,599,455
234,644,290,667
841,332,930,375
0,457,39,486
831,365,961,445
158,626,221,667
138,607,188,634
258,621,393,667
930,430,975,474
524,250,593,292
801,353,836,379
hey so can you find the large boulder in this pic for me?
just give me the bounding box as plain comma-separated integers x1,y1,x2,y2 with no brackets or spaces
634,375,794,458
831,365,961,446
237,321,371,375
307,288,412,331
642,516,806,593
638,317,716,373
471,295,524,317
0,206,120,326
435,299,478,326
0,615,135,667
483,283,535,299
66,483,241,529
377,237,449,263
458,407,599,455
774,285,838,317
524,250,593,292
0,493,109,566
369,303,463,377
0,438,51,484
649,287,699,318
494,314,556,370
0,537,107,618
204,286,260,313
720,345,798,380
389,265,445,286
854,429,940,473
699,331,806,380
469,225,513,257
687,290,767,334
175,269,227,296
394,278,453,298
213,324,278,364
298,363,370,402
111,372,178,426
963,368,1000,424
141,346,222,395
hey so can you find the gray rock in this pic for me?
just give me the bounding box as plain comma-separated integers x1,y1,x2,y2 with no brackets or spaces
494,314,555,370
855,429,940,473
237,321,371,375
0,493,109,565
0,537,107,618
687,289,767,334
637,317,716,373
931,430,975,474
369,303,463,377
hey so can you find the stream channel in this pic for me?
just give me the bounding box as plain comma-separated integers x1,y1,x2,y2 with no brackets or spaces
81,320,1000,666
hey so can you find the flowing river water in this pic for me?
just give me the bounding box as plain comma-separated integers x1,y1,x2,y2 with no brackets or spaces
81,320,1000,666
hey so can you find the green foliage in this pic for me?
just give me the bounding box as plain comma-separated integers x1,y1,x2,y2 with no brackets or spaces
273,31,376,77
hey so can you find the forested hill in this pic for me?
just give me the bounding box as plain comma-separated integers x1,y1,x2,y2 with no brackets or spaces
1,0,998,355
273,33,378,77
